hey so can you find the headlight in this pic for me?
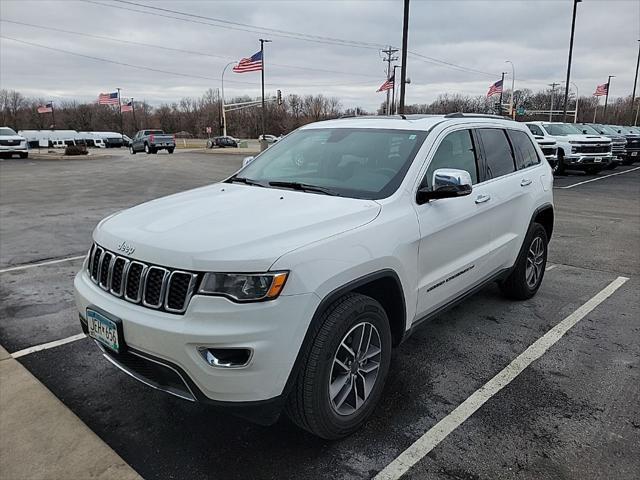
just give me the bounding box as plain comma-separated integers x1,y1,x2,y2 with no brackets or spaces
198,272,288,302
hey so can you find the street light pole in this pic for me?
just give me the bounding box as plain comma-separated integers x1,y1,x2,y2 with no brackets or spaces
391,64,401,114
562,0,581,122
603,75,615,120
398,0,410,115
631,40,639,122
571,82,579,123
549,82,560,121
505,60,515,118
221,61,235,137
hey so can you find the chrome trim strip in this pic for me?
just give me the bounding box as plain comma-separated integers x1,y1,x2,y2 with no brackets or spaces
95,248,106,286
109,257,129,297
164,271,198,313
90,246,102,283
142,266,169,308
96,343,196,402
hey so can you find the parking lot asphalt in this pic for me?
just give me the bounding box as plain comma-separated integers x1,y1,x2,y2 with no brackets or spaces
1,151,638,479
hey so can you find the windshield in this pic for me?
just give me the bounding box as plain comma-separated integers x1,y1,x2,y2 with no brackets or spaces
0,127,17,136
590,124,617,135
543,123,581,136
237,128,428,200
580,124,601,135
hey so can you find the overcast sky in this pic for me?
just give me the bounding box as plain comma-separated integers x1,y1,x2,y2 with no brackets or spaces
1,0,638,111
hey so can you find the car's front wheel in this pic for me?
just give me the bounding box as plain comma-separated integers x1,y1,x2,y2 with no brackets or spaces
130,145,136,155
500,223,548,300
285,293,391,439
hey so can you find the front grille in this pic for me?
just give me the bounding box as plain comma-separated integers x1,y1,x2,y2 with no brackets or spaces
0,139,20,146
574,144,611,154
541,147,557,156
88,243,198,314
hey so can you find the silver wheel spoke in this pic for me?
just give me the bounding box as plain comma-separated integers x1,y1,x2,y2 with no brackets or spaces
334,358,350,373
362,345,381,361
333,375,353,410
359,361,379,374
330,373,351,400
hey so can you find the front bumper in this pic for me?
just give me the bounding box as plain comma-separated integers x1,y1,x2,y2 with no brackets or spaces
0,146,28,153
544,154,558,167
74,269,320,405
564,153,612,167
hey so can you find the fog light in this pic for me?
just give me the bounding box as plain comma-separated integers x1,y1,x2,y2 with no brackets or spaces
198,347,252,368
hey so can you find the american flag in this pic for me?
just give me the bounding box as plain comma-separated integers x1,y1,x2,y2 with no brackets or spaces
37,102,53,114
232,51,263,73
593,83,608,97
121,98,133,112
376,74,394,93
487,79,503,97
98,92,119,105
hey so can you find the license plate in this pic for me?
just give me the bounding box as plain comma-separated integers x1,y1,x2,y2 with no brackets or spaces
632,152,638,157
87,309,121,353
594,157,602,163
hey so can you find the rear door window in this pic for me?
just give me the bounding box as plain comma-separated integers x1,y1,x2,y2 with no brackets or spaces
526,124,544,137
507,130,541,170
477,129,516,180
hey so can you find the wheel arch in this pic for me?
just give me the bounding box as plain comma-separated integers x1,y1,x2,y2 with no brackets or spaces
282,269,407,396
533,203,554,241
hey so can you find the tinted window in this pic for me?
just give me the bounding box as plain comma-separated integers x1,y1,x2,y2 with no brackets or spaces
478,129,516,179
424,129,478,186
526,124,544,136
0,127,17,136
508,130,540,170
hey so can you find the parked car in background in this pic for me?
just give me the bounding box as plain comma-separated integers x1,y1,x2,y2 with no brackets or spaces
207,136,239,148
525,122,612,175
93,132,125,148
258,134,279,144
130,130,176,154
606,125,640,163
75,114,553,439
531,135,558,171
0,127,28,158
78,132,106,148
578,124,626,168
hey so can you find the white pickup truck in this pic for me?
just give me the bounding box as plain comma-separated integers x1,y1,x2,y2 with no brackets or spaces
525,122,612,175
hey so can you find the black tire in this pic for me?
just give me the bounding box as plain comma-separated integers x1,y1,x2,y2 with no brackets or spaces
167,148,174,154
285,293,392,439
130,146,136,155
144,143,151,154
500,223,548,300
554,151,566,175
19,152,28,159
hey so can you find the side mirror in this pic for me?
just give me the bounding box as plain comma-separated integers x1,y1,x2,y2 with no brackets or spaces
416,168,473,205
242,156,255,167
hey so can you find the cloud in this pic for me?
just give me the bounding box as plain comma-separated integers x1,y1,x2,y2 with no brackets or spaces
1,0,638,110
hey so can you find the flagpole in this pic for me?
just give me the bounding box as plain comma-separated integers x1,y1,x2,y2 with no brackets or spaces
117,87,123,141
259,39,271,150
593,98,598,123
50,100,56,129
131,97,137,131
603,75,615,120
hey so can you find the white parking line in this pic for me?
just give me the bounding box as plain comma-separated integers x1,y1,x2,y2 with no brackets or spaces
557,166,640,190
374,275,629,480
545,265,556,271
11,333,87,359
0,255,85,274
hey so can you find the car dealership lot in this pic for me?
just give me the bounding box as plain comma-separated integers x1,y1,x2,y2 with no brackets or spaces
1,151,638,479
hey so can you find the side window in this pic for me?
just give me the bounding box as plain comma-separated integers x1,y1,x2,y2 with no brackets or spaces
424,129,479,187
508,130,541,170
477,128,516,179
526,124,544,137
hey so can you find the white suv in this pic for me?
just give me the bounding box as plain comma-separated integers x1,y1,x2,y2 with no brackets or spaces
0,127,28,158
75,114,554,439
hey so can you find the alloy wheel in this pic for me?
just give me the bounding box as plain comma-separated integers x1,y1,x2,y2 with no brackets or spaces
329,322,382,416
525,236,545,288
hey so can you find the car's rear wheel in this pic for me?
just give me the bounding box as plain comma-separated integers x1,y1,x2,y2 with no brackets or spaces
144,143,151,154
500,223,548,300
285,293,391,439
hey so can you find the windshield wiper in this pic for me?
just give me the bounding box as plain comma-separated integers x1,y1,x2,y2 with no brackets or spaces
268,181,341,196
225,175,267,187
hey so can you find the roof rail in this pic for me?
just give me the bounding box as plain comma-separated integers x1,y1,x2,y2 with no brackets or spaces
444,112,510,120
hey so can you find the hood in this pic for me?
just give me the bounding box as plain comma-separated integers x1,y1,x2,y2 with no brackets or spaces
0,134,25,141
94,183,381,272
557,134,611,143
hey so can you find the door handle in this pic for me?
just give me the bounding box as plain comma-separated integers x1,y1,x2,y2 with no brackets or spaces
475,194,491,204
520,178,532,187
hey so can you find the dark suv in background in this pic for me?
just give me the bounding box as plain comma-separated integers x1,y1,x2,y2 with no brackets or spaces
607,126,640,164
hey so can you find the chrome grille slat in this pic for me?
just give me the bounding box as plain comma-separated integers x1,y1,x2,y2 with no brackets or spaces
87,243,196,314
